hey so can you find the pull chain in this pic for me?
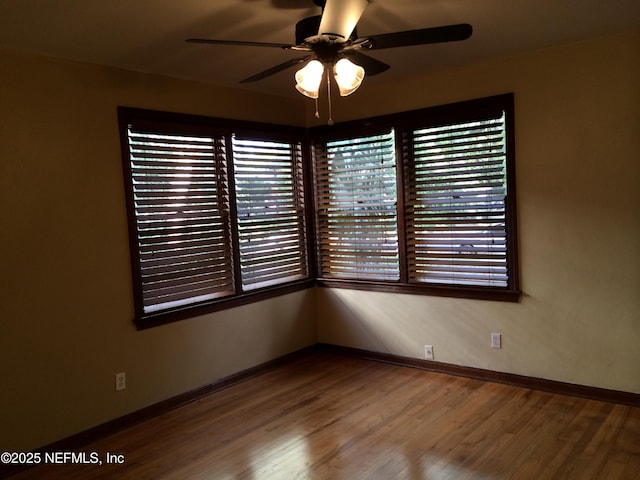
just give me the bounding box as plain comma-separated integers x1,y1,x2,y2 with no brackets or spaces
326,73,334,126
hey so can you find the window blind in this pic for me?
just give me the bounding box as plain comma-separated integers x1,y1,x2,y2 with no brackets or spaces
314,130,399,281
405,113,509,287
127,128,234,313
232,136,308,290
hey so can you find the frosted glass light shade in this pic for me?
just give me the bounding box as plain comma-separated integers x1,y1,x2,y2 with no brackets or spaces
334,58,365,96
295,60,324,98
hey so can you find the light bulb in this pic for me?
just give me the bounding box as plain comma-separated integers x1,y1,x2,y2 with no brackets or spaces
295,60,324,99
334,58,365,96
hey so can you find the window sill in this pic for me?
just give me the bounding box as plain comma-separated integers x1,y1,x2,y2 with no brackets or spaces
134,278,316,330
316,278,520,303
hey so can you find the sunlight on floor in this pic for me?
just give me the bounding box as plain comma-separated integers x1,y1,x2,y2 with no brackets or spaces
249,433,310,479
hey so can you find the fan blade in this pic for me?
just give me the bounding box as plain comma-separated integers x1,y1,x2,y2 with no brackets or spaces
366,23,472,50
345,51,390,76
318,0,368,42
187,38,295,49
240,55,314,83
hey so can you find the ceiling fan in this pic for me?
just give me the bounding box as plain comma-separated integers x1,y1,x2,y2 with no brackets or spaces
187,0,472,120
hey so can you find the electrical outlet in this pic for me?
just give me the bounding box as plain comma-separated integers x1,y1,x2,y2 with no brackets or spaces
424,344,434,360
115,372,126,391
491,333,502,349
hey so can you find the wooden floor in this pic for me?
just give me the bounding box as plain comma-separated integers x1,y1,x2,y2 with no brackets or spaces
8,352,640,479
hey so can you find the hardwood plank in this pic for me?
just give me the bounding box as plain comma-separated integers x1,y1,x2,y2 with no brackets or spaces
5,352,640,479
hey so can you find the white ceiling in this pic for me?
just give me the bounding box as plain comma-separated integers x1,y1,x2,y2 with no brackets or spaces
1,0,639,98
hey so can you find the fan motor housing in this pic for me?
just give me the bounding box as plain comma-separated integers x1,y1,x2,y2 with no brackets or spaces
296,15,358,45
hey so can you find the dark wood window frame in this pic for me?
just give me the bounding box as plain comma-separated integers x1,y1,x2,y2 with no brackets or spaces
310,94,519,302
118,108,316,329
119,94,518,329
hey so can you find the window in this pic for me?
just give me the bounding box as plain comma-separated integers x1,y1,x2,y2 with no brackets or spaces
313,130,399,281
232,136,308,290
125,128,234,314
119,109,311,328
312,94,518,301
405,114,509,288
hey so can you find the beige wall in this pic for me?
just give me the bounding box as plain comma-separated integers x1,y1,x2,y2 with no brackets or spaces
0,51,316,452
1,29,639,453
317,31,640,393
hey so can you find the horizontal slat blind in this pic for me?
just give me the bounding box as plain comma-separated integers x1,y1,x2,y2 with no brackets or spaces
405,113,509,287
128,129,234,313
232,137,308,290
314,130,399,281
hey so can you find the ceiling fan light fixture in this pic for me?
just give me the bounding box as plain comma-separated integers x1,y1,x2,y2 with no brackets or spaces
295,59,325,98
333,57,365,96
